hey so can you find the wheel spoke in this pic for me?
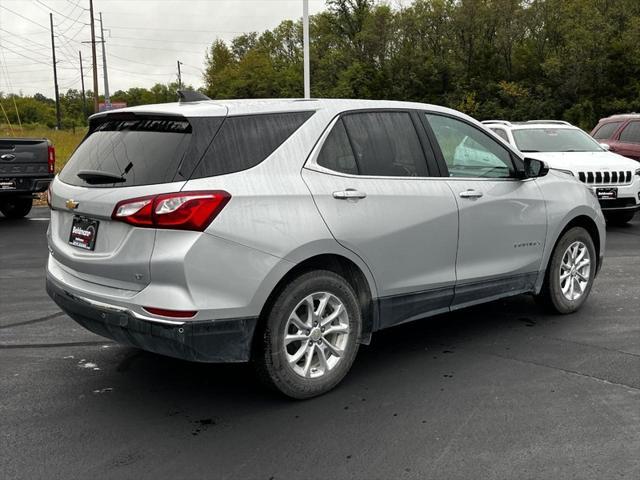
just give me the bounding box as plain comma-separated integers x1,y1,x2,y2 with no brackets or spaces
317,346,329,373
285,333,308,345
315,293,330,318
324,324,349,336
320,304,343,327
302,344,315,377
304,296,315,325
576,259,590,271
575,271,588,282
569,277,575,299
289,312,308,331
287,344,307,364
323,337,343,358
560,271,571,281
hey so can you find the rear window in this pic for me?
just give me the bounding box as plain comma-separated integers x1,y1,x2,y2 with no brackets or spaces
60,117,193,188
190,111,314,179
60,111,314,188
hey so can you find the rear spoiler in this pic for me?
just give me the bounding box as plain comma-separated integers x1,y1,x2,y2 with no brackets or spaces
177,90,211,103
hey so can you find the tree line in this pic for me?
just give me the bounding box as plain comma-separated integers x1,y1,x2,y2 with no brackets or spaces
4,0,640,131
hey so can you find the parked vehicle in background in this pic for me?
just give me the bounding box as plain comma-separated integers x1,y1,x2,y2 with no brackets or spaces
484,120,640,224
46,97,605,398
590,114,640,161
0,137,55,218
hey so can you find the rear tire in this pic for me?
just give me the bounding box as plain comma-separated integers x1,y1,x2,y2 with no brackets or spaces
0,197,32,219
605,211,635,225
536,227,596,314
253,270,361,399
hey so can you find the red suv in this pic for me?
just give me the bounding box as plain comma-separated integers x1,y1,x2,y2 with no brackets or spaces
591,114,640,161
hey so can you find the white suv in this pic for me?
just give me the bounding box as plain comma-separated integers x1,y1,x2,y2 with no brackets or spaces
484,120,640,224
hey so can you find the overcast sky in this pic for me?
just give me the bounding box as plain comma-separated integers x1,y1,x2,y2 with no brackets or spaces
0,0,410,99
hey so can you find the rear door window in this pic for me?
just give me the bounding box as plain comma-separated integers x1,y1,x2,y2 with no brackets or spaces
60,117,193,188
340,112,429,177
191,111,314,178
592,121,622,140
619,121,640,143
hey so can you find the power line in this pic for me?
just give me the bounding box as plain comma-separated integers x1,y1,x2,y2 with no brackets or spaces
0,5,50,32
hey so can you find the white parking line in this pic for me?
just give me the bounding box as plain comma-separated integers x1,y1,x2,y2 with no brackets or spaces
28,218,50,221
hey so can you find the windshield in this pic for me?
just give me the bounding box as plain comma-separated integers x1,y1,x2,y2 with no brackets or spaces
513,128,602,153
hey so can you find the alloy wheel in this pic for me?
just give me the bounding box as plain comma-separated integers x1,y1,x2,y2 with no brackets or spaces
284,292,350,379
559,240,591,301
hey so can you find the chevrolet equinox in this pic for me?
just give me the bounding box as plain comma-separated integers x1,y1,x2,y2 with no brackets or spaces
46,96,606,398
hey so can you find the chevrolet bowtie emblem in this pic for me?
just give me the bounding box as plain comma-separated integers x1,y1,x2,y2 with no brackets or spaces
65,199,79,210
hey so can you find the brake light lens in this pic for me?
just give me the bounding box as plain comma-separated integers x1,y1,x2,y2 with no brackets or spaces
143,306,197,318
46,184,52,209
47,144,55,174
112,190,231,231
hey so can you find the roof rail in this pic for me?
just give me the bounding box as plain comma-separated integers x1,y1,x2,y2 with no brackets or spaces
605,113,640,118
177,90,211,103
525,120,571,125
481,120,512,126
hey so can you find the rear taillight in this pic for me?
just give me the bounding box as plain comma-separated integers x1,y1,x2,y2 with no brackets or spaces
47,144,55,174
112,190,231,231
46,184,52,209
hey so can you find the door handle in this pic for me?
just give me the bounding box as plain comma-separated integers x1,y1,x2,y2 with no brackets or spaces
459,189,483,199
333,189,367,200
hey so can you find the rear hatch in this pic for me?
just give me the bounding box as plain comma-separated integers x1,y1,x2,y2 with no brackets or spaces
49,112,222,291
0,138,50,189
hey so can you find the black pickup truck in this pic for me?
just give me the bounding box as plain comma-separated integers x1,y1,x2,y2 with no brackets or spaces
0,137,55,218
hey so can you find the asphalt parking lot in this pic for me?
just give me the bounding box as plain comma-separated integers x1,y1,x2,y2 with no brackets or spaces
2,207,640,480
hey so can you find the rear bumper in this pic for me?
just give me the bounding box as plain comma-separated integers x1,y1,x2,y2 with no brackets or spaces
0,176,52,195
46,274,258,363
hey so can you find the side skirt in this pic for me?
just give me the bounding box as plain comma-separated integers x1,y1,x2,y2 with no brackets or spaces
373,272,539,331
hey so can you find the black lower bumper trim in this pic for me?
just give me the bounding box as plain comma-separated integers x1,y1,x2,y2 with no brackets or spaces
46,278,257,363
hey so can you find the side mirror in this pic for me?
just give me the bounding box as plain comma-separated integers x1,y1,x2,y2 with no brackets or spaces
524,157,549,178
599,143,611,151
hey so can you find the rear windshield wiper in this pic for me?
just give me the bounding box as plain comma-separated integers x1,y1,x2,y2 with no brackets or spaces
77,170,126,184
520,149,541,152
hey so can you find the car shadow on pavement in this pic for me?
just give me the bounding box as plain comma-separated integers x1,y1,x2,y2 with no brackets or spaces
89,294,555,408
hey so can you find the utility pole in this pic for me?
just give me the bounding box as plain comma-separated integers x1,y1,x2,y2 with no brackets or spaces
49,13,61,129
99,12,110,109
177,60,183,89
79,50,87,120
302,0,310,98
89,0,99,113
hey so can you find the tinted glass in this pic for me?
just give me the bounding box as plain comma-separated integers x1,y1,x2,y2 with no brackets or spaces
427,114,513,178
592,121,622,140
619,121,640,143
490,128,509,142
60,118,192,188
191,111,314,178
341,112,428,177
317,119,358,174
512,128,601,152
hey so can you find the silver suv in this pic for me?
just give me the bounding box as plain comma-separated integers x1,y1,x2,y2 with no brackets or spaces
46,98,605,398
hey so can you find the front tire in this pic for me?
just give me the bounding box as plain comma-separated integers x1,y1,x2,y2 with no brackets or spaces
253,270,362,399
0,197,32,219
536,227,596,314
